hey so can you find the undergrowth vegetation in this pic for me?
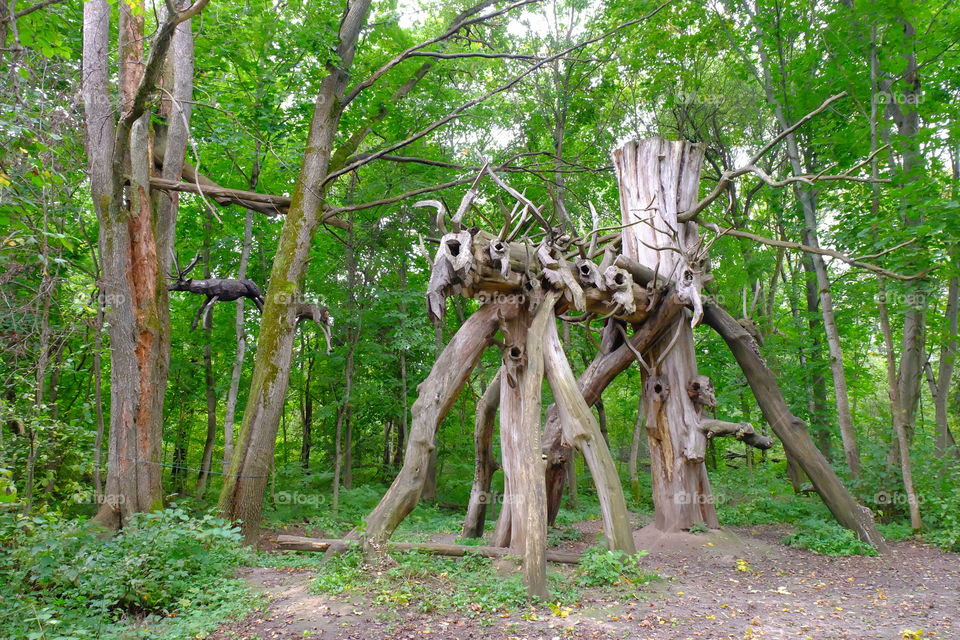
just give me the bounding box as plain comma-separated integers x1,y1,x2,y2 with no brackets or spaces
0,508,254,640
310,544,657,615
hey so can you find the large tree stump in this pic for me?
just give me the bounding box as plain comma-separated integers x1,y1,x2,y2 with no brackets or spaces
613,138,717,532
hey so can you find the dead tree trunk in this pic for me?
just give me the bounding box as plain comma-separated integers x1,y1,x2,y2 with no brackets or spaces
543,318,635,552
498,299,552,599
218,0,372,543
700,301,888,550
614,138,718,532
462,369,501,539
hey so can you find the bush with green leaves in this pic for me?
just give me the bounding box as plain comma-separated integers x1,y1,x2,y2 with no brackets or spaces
576,545,654,587
783,519,879,556
0,508,254,639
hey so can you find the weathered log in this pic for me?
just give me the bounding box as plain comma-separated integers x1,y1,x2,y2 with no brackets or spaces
543,286,688,523
462,369,501,539
276,535,581,564
498,295,554,599
618,138,717,532
699,419,774,450
701,301,888,552
543,318,636,553
362,303,515,546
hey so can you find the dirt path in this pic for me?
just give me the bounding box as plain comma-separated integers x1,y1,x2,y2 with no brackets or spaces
211,523,959,640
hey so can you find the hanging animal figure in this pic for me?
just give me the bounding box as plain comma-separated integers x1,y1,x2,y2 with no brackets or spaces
167,253,334,353
168,253,265,329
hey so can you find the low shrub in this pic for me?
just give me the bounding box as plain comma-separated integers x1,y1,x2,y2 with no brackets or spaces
0,508,253,639
576,545,654,587
783,518,879,556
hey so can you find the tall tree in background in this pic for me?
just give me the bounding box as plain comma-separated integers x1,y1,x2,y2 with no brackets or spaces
81,0,204,527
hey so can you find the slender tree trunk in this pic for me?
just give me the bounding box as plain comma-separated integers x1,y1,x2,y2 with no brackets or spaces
223,200,255,475
343,408,353,490
218,0,372,543
300,347,314,470
878,284,922,531
92,293,105,497
196,215,217,498
799,254,835,461
628,396,645,501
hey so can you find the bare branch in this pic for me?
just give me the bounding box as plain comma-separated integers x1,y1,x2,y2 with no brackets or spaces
699,222,930,281
343,0,544,107
325,0,675,185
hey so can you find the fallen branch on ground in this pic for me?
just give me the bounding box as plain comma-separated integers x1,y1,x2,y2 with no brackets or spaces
275,535,581,564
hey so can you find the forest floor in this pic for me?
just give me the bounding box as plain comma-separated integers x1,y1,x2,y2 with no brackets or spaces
210,519,959,640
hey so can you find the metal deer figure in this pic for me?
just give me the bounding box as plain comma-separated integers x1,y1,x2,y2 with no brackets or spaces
168,253,265,329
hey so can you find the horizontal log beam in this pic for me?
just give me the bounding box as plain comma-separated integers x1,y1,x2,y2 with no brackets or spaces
700,419,774,449
275,534,581,564
148,177,351,230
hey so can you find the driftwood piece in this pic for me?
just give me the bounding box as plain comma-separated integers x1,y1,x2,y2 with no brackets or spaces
543,285,688,524
498,294,555,599
701,301,888,552
462,369,501,539
275,535,581,564
700,419,775,449
542,317,636,553
427,230,476,322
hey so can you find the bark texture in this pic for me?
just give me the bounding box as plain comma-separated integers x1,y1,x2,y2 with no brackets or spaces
614,138,718,532
218,0,372,543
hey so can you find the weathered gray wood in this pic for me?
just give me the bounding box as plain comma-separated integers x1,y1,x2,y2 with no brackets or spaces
362,303,514,546
701,300,888,551
499,295,554,599
543,318,636,553
614,138,717,532
462,369,501,539
276,535,581,564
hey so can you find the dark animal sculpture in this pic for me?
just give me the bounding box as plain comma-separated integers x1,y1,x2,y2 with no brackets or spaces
168,254,265,329
167,253,334,352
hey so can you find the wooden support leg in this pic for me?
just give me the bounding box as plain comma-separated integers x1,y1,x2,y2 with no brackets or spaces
463,369,502,539
543,317,636,553
499,295,555,599
361,303,515,548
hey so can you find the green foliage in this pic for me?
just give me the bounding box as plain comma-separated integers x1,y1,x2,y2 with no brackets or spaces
576,545,654,587
710,463,830,527
783,519,880,557
877,521,915,542
688,521,710,534
0,509,254,639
